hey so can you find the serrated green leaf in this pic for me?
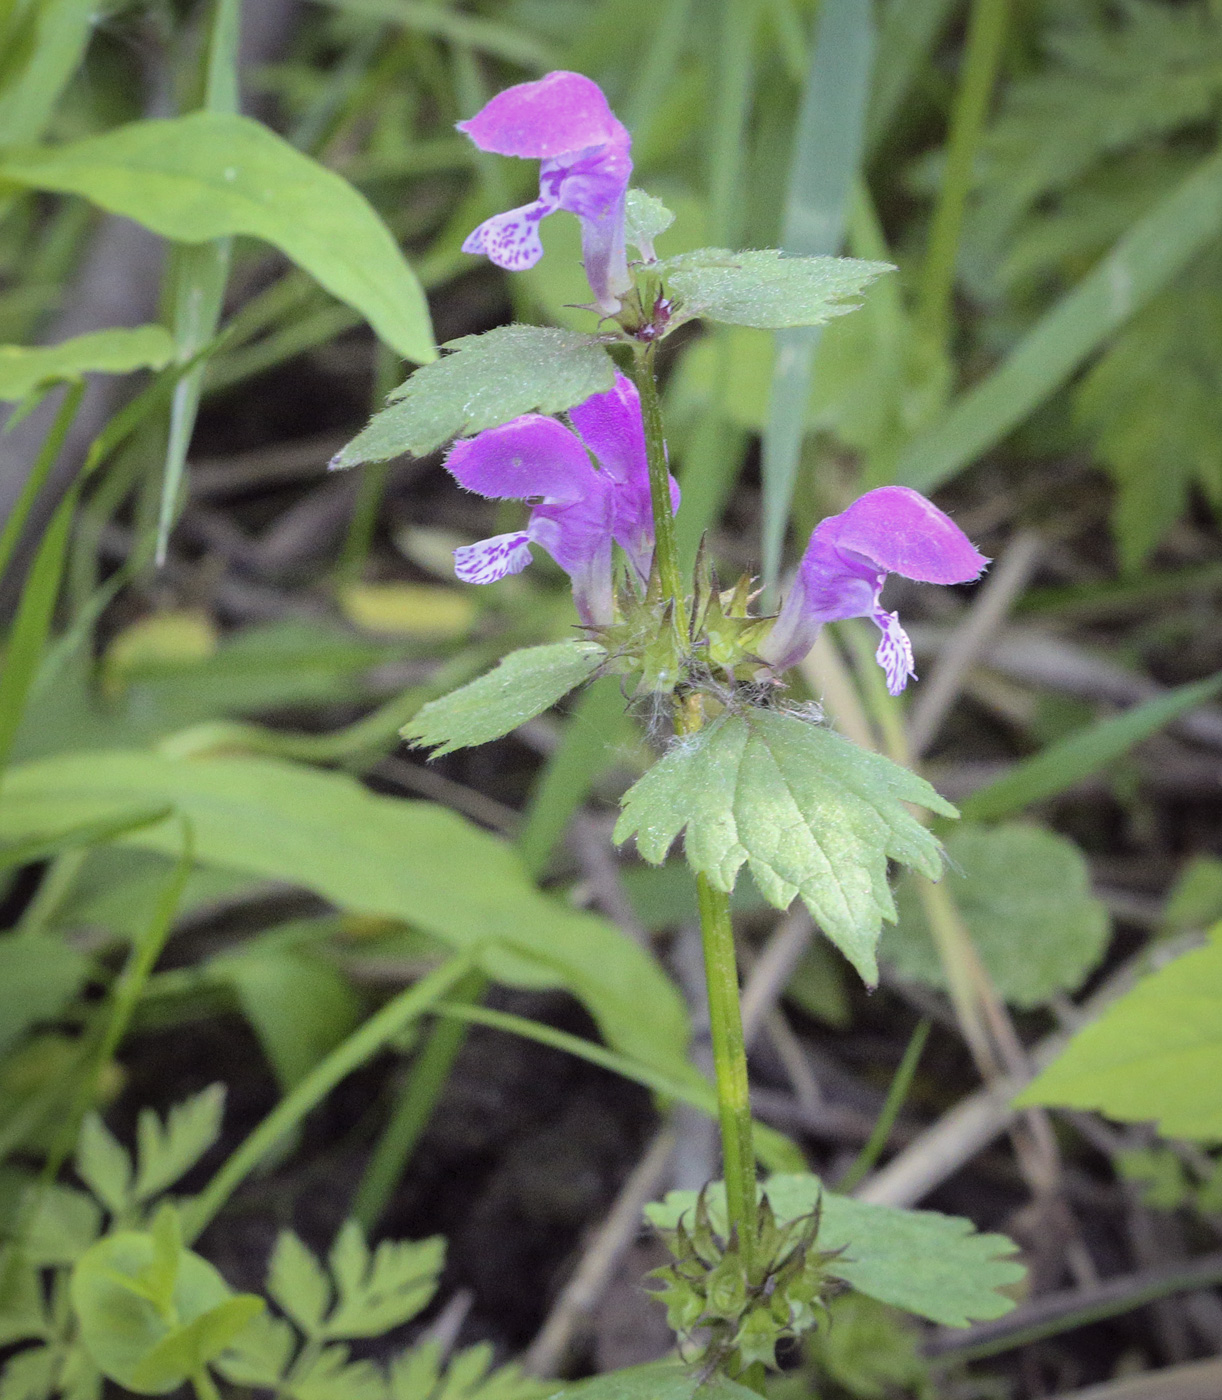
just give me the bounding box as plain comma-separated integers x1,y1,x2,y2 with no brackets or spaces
324,1222,444,1339
624,189,675,257
74,1114,133,1218
291,1345,385,1400
0,933,89,1058
646,1174,1023,1328
268,1231,331,1339
547,1362,763,1400
216,1310,296,1389
886,823,1110,1009
331,325,615,469
403,642,605,756
133,1086,226,1202
0,329,177,402
658,248,891,329
0,1346,55,1400
423,1344,548,1400
1017,925,1222,1139
614,708,955,985
0,113,434,364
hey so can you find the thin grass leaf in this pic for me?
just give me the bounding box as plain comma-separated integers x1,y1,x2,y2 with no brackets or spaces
961,670,1222,821
708,0,759,246
155,0,240,565
0,386,83,772
892,149,1222,494
316,0,558,71
760,0,875,595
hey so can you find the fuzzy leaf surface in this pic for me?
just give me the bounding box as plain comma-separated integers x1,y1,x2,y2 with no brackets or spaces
614,709,955,984
331,326,615,468
887,823,1110,1009
0,328,176,401
1017,925,1222,1138
647,1175,1022,1328
658,249,891,329
402,642,604,756
624,190,675,253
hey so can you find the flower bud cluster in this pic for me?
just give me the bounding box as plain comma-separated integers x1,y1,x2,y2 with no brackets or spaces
649,1189,844,1379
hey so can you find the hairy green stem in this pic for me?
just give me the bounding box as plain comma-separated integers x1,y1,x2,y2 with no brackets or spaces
694,868,757,1280
185,953,476,1242
634,341,759,1311
917,0,1009,341
630,346,687,626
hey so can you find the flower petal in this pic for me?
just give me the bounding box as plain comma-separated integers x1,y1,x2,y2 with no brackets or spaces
872,605,917,696
445,415,600,504
568,372,646,485
821,485,989,584
456,71,627,159
453,531,533,585
461,199,552,272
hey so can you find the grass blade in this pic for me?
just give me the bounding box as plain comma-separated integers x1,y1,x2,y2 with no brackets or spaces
893,149,1222,494
961,670,1222,822
761,0,875,595
0,383,83,774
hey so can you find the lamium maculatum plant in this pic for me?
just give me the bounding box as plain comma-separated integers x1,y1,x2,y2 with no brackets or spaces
333,69,1019,1396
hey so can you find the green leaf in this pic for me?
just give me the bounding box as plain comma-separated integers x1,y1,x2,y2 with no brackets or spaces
386,1340,548,1400
0,1170,101,1266
613,708,955,985
0,805,173,872
657,248,891,330
0,1347,55,1400
646,1174,1023,1328
960,670,1222,821
289,1345,385,1400
624,189,675,257
133,1086,226,1203
1074,247,1222,568
0,750,693,1083
0,0,99,145
210,949,359,1090
894,149,1222,495
324,1220,444,1339
0,933,89,1058
1017,925,1222,1139
330,325,615,469
129,1294,264,1393
402,642,605,756
0,113,434,364
75,1114,133,1218
267,1231,331,1339
807,1295,932,1400
886,823,1111,1009
546,1362,763,1400
0,328,177,402
216,1311,295,1389
70,1225,260,1392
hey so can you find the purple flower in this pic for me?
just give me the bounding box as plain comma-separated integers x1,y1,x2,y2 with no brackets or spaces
457,71,633,314
445,373,678,625
761,486,989,694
